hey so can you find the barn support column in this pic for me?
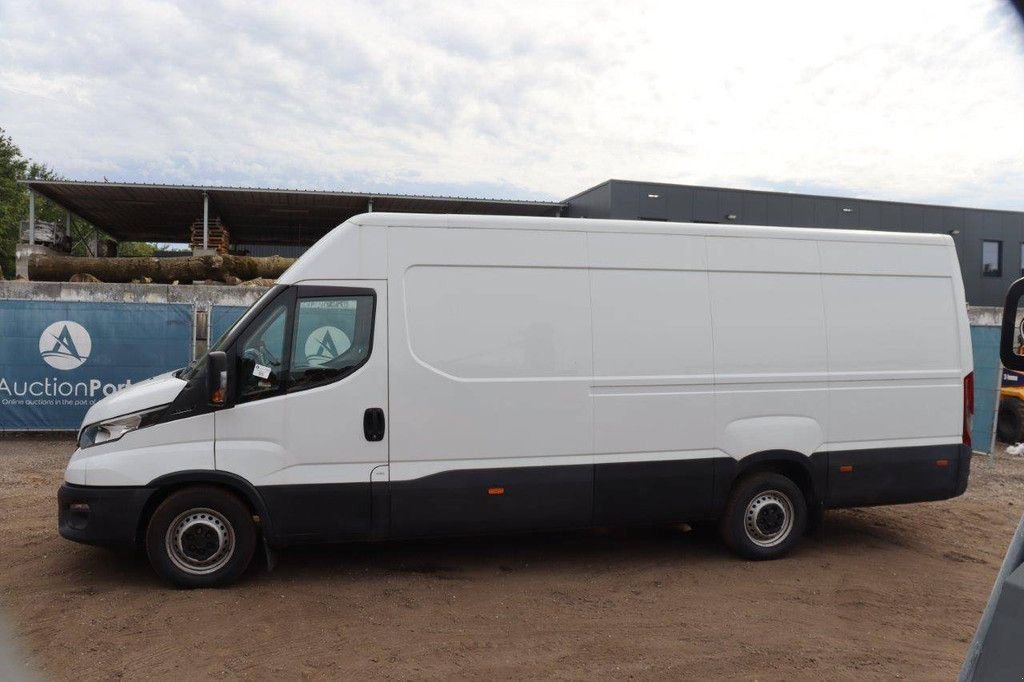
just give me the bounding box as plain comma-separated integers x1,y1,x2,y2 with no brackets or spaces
203,191,210,250
28,189,35,244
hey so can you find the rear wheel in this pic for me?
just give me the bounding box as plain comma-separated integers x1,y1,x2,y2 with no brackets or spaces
997,397,1024,443
145,486,256,588
720,472,806,560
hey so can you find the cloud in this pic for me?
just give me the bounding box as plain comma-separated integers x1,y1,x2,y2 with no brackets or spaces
1,0,1023,208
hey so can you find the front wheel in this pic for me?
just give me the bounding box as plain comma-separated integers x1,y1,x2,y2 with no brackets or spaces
145,486,256,588
720,472,806,560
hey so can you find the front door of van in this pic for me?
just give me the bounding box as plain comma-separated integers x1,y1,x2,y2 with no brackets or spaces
214,282,388,543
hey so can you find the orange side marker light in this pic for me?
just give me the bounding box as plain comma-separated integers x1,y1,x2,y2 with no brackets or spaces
839,465,854,474
488,486,505,496
936,459,950,468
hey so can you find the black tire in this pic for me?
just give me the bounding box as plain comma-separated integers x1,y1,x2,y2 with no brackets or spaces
997,397,1024,444
145,486,256,588
720,472,806,560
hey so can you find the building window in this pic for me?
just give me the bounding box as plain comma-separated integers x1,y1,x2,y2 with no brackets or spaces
982,240,1002,277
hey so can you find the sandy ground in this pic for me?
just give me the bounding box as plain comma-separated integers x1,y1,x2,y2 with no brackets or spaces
1,435,1022,680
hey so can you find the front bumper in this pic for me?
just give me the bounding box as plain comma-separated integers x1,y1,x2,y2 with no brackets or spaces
58,483,156,547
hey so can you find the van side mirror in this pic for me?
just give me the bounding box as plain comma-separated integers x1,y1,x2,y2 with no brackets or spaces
1001,279,1024,371
207,351,228,406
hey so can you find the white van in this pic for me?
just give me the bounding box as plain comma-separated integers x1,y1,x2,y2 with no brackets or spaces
58,214,975,587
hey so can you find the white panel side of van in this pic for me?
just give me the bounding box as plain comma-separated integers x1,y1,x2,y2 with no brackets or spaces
591,385,718,458
590,269,713,378
949,243,974,376
393,223,587,268
818,240,951,277
588,232,706,270
822,270,963,448
707,236,829,458
387,226,593,476
404,265,591,379
714,382,829,457
720,415,824,457
709,271,828,378
822,274,959,374
377,218,967,474
278,223,387,284
588,265,716,457
826,380,962,448
707,235,819,272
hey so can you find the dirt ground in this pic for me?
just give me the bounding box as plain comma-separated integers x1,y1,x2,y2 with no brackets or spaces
1,435,1022,680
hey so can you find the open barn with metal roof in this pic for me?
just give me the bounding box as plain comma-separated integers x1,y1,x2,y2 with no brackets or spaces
19,180,565,249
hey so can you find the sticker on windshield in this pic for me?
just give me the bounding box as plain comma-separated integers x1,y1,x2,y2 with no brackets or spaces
253,363,271,379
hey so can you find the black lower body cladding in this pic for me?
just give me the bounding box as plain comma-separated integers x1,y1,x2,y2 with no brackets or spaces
57,443,972,550
824,443,970,509
58,483,155,546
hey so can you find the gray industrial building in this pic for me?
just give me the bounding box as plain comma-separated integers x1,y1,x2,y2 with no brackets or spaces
20,177,1024,306
565,179,1024,307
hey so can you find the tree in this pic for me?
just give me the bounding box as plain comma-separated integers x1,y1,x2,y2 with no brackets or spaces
0,129,31,277
0,130,74,276
116,241,157,257
0,127,157,278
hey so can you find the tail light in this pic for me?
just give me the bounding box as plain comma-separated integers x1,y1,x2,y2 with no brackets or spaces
963,371,975,448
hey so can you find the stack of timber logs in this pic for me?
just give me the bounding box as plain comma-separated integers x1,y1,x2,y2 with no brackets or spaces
27,253,296,284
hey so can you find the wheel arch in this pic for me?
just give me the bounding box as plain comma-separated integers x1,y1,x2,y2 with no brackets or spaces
138,470,273,544
713,449,826,516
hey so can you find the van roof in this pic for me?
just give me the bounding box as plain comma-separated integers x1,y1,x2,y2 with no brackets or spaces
351,212,953,246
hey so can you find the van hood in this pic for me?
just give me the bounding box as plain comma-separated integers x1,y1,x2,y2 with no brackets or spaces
80,371,186,429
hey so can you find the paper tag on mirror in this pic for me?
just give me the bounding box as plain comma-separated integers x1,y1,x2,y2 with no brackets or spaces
253,363,271,379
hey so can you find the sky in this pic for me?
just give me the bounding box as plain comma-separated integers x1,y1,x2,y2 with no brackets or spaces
1,0,1023,208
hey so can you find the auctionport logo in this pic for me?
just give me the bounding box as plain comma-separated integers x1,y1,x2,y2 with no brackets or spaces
39,321,91,370
305,326,350,366
0,318,131,410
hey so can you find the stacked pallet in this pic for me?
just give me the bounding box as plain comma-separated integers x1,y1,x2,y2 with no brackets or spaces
189,218,230,253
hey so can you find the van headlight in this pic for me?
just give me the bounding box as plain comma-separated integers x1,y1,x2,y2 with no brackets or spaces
78,406,166,449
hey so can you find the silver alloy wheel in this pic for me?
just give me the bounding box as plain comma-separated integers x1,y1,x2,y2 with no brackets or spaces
165,507,235,576
743,490,795,548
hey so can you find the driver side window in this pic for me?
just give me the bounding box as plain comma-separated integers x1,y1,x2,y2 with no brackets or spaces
289,295,374,390
236,302,287,401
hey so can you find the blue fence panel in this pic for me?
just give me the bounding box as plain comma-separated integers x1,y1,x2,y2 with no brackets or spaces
209,305,249,348
971,325,1001,453
0,301,193,430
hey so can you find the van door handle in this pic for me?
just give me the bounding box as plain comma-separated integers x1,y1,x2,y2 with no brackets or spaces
363,408,385,442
